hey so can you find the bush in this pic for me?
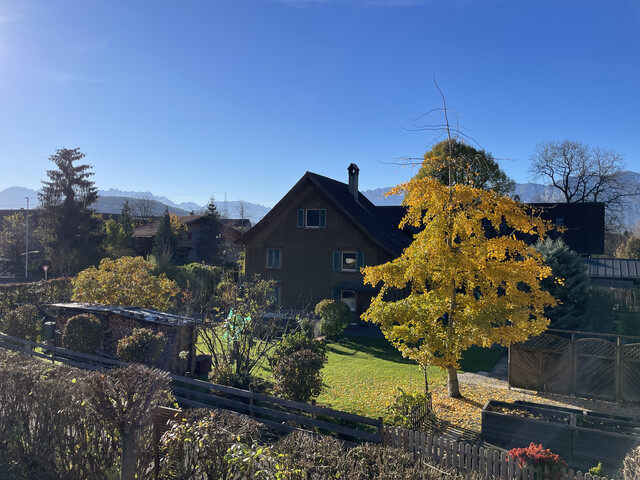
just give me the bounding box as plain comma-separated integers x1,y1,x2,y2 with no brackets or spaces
623,446,640,480
1,304,40,341
269,332,327,402
159,409,263,480
315,299,352,338
62,314,103,354
509,443,567,478
389,387,437,431
0,278,72,314
117,328,167,366
209,362,272,392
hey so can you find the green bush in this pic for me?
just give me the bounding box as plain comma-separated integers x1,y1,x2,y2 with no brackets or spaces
116,328,166,366
62,314,103,354
0,278,72,314
315,299,352,338
1,304,40,341
269,332,327,402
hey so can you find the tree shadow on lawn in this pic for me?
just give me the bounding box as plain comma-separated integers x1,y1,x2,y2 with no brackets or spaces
326,336,416,364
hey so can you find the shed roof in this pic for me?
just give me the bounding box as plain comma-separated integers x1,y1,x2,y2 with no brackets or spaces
583,258,640,280
46,303,202,327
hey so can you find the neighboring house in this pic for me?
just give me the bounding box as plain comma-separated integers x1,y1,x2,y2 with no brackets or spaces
238,164,414,317
239,165,607,316
134,215,250,264
528,202,605,256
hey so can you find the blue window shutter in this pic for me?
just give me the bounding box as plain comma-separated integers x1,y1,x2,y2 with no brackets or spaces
332,289,340,300
356,252,364,270
297,209,304,228
333,251,340,270
319,209,326,228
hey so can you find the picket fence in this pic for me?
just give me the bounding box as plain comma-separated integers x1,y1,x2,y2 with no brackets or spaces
382,427,611,480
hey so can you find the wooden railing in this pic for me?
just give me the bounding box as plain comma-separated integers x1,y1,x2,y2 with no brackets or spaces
383,426,613,480
0,332,382,444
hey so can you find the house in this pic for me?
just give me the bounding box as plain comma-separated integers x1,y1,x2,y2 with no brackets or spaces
134,215,251,264
238,164,414,316
239,165,607,316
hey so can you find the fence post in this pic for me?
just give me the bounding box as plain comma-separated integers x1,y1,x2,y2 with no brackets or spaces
615,336,622,402
570,332,577,396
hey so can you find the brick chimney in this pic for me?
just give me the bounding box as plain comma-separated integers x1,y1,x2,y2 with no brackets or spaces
348,163,359,201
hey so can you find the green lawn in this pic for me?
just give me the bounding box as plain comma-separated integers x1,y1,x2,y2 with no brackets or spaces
201,330,503,423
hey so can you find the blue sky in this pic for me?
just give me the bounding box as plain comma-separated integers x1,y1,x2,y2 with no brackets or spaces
1,0,639,207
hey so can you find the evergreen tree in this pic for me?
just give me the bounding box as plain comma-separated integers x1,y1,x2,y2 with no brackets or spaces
103,202,136,258
535,238,590,331
37,148,101,276
152,209,177,264
199,197,224,265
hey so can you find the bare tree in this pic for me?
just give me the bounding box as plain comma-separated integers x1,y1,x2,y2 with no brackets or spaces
529,139,639,230
131,194,154,223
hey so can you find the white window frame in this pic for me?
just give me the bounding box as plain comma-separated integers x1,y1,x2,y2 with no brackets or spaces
341,290,356,312
341,251,358,272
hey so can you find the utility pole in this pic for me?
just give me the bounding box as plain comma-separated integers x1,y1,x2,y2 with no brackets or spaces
25,196,29,279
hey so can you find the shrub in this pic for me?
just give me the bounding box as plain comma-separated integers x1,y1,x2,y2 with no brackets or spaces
1,304,40,341
315,299,352,338
62,314,103,354
269,332,327,402
117,328,167,366
389,387,437,431
159,409,263,480
623,446,640,480
272,349,326,402
509,443,567,478
209,362,272,392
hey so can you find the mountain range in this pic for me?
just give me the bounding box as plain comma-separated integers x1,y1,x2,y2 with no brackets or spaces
2,170,638,226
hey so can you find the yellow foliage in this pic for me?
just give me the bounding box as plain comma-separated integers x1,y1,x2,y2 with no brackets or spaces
72,256,180,311
362,169,556,378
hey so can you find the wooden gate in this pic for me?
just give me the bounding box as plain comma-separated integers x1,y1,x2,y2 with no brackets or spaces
510,330,640,403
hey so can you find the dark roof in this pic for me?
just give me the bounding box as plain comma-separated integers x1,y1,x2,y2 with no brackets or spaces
134,216,250,238
239,171,412,256
46,303,202,326
583,258,640,279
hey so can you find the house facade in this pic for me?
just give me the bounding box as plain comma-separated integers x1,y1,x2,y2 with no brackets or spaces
239,165,607,317
239,164,413,316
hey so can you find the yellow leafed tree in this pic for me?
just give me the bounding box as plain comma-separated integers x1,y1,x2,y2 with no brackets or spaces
362,154,557,398
73,256,180,311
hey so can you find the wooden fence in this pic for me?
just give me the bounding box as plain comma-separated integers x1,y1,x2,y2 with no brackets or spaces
509,329,640,403
0,332,382,444
382,427,612,480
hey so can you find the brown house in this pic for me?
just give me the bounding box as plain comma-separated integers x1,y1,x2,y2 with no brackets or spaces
238,164,413,316
134,215,251,264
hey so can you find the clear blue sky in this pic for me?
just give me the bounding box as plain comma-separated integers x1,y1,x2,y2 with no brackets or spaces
1,0,639,207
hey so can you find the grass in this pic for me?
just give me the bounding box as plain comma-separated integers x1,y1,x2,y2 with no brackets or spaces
198,329,505,425
315,337,445,423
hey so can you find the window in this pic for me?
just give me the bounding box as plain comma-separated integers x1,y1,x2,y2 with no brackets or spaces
266,248,281,269
272,285,281,304
341,290,356,312
333,251,364,272
297,209,326,229
341,252,357,271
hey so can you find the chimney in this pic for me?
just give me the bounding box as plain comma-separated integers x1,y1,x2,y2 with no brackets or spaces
348,163,359,201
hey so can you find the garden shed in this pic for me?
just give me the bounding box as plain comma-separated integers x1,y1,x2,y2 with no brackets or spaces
44,303,201,375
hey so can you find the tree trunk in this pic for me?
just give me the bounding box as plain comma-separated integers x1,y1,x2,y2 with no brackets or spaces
421,365,429,396
447,367,461,398
120,429,138,480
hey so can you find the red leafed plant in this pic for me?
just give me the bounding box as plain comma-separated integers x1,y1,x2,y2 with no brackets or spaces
509,443,568,470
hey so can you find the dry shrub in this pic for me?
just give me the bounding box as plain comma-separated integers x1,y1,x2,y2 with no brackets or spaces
159,409,263,480
623,446,640,480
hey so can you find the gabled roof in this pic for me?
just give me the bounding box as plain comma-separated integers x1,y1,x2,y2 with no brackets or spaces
238,171,412,256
